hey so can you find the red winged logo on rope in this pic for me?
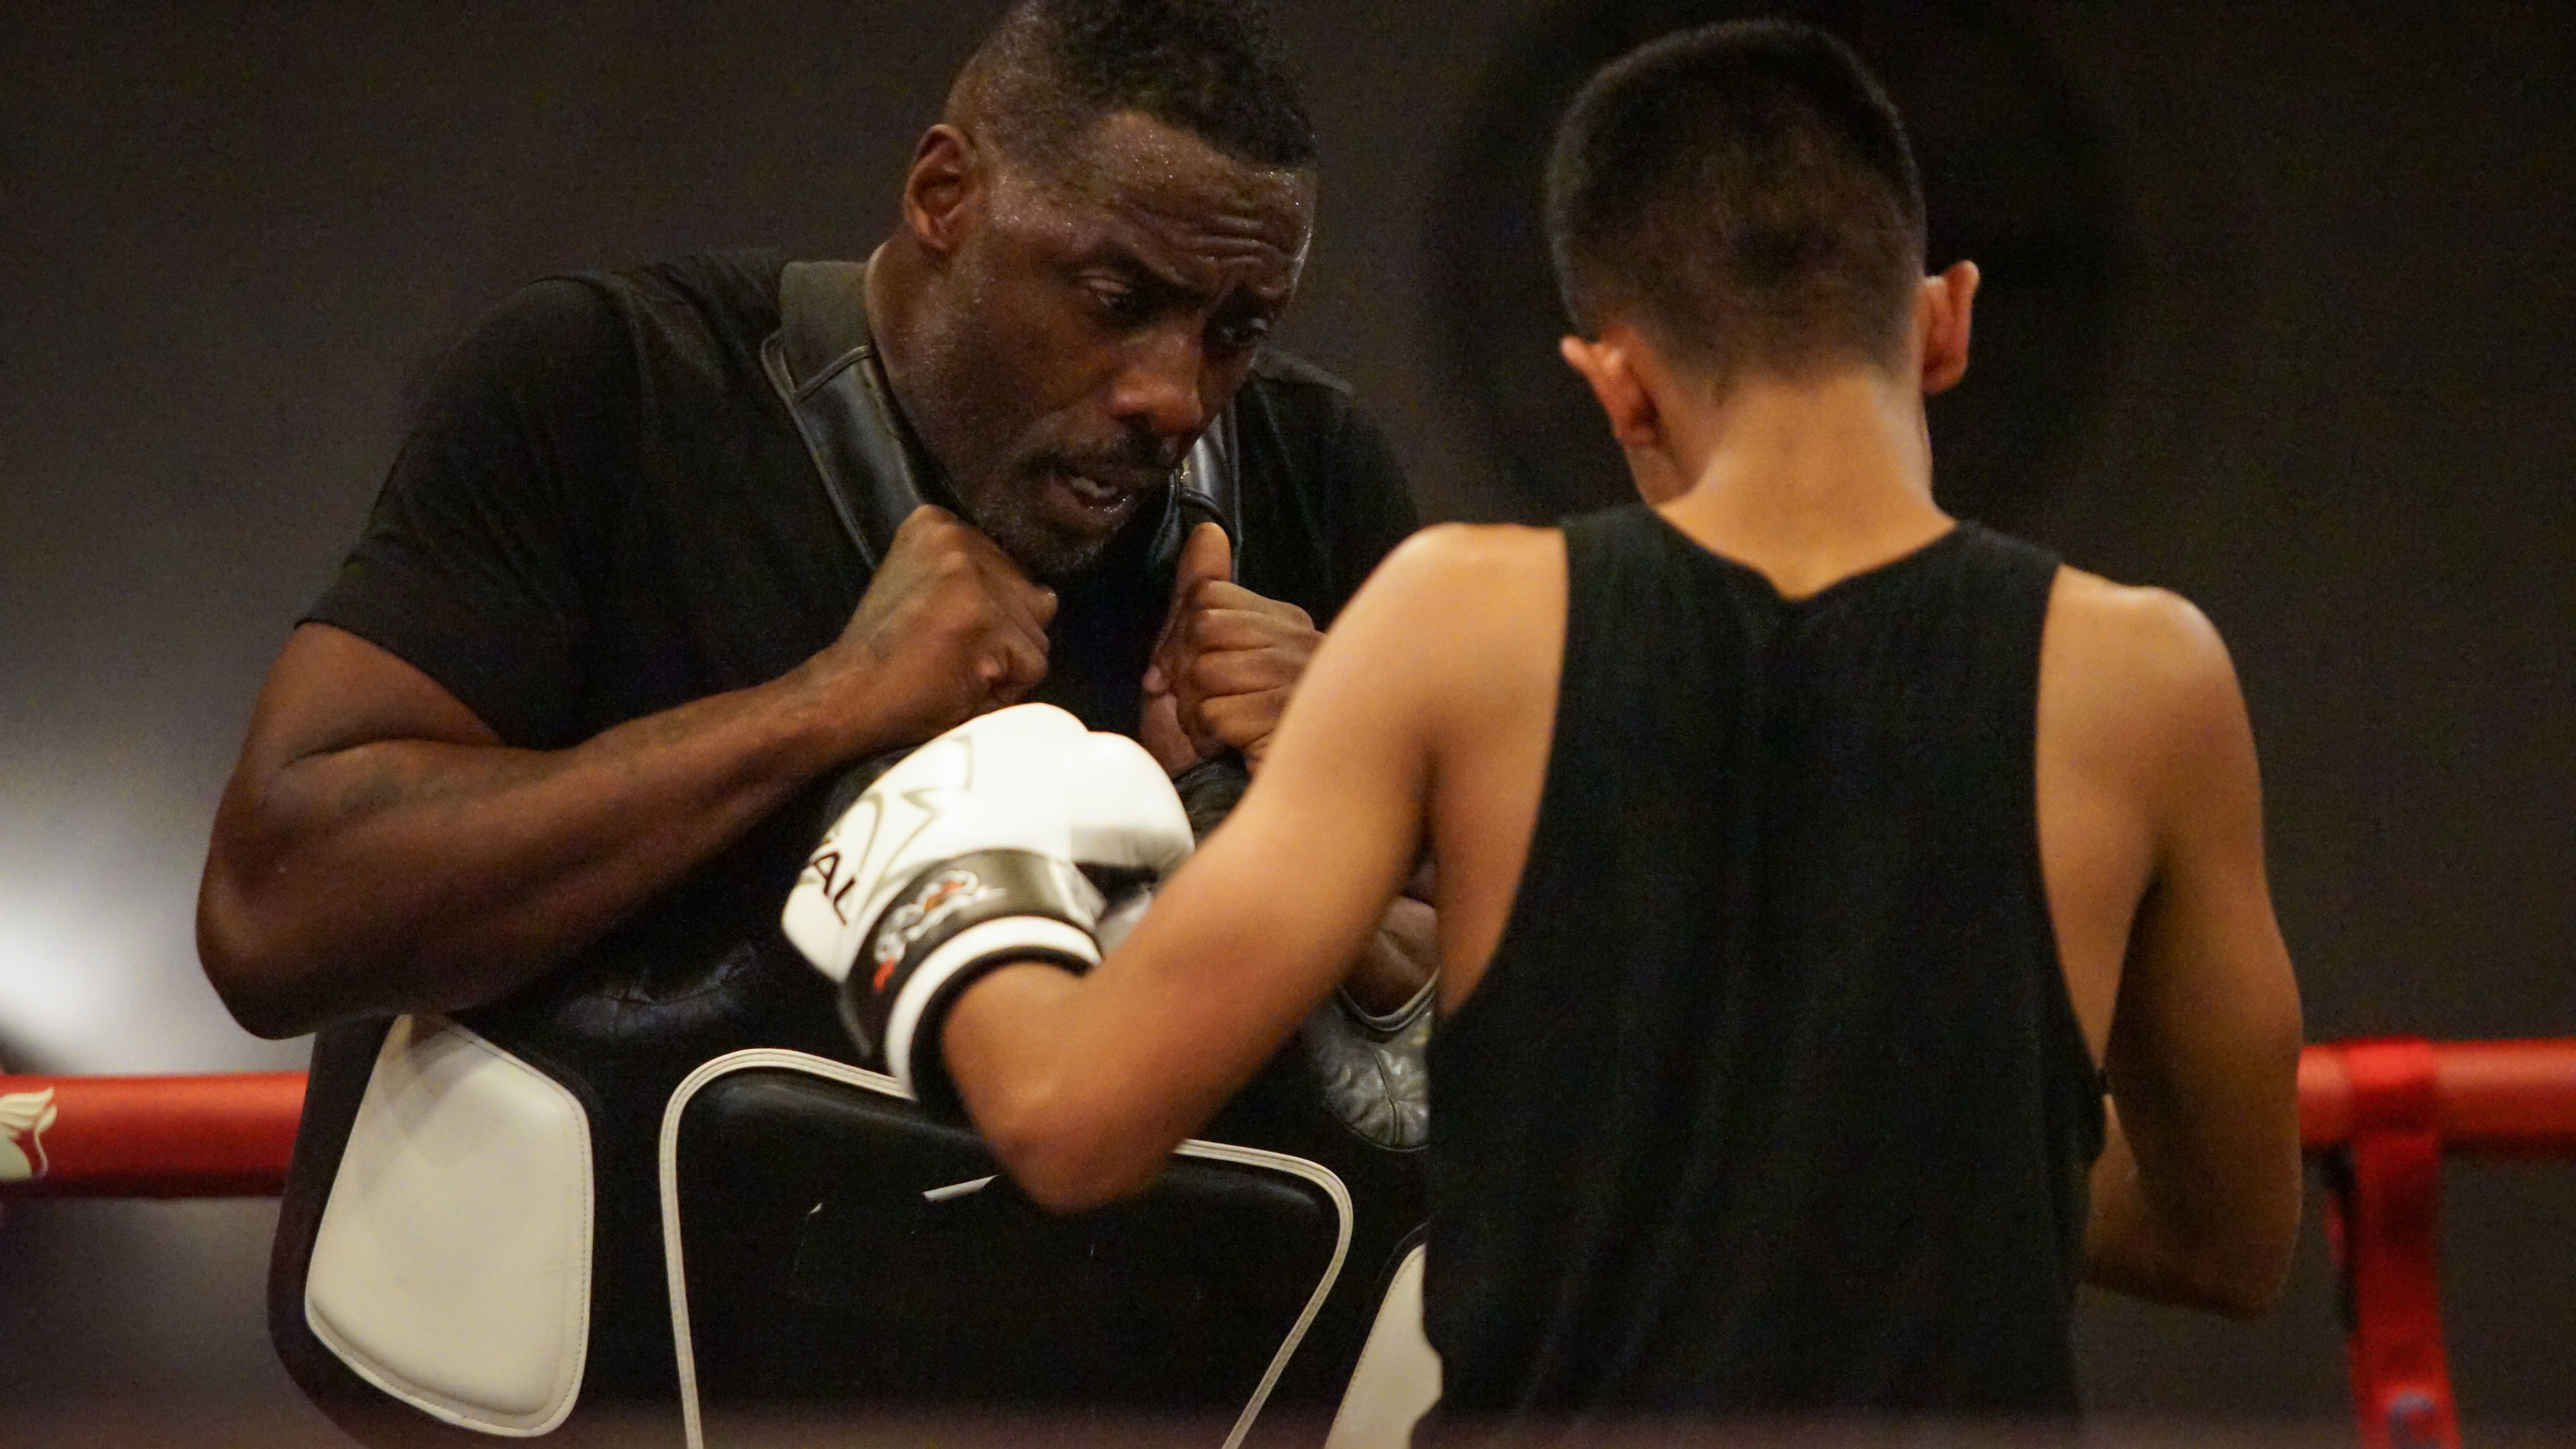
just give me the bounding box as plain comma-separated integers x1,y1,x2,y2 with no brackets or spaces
0,1088,57,1183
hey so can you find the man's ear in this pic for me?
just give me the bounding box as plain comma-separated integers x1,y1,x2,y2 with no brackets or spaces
902,125,982,259
1917,259,1979,396
1559,332,1664,453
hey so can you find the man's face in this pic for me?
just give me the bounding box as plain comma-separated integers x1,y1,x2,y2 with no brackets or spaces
903,112,1315,582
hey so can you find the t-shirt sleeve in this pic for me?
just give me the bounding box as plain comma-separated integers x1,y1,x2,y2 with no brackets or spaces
1313,398,1423,623
305,279,632,747
1232,366,1425,629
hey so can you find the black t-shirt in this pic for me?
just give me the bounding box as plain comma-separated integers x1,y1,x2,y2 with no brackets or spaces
305,246,1420,1037
311,249,1418,750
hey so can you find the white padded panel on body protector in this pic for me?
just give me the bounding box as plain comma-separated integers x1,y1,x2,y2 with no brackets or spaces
1324,1243,1441,1449
307,1015,594,1437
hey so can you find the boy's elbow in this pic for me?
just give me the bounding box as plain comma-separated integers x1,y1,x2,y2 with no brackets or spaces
2206,1277,2286,1322
2189,1240,2294,1320
1000,1144,1150,1216
2225,1192,2303,1317
2089,1214,2296,1320
2184,1161,2304,1319
977,1080,1164,1215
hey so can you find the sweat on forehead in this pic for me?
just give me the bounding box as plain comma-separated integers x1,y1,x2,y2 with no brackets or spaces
1025,111,1310,212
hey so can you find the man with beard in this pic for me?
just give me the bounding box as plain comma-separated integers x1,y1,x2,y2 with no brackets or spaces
196,0,1428,1437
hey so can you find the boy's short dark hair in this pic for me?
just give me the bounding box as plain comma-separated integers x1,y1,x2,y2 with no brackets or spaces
957,0,1316,171
1545,19,1926,384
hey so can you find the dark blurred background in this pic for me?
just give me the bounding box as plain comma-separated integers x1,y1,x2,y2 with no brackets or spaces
1,0,2569,1436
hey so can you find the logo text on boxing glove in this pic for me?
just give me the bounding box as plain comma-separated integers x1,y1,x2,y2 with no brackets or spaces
870,868,1001,991
798,736,977,928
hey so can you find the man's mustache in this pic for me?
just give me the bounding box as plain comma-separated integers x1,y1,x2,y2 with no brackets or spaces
1034,440,1185,492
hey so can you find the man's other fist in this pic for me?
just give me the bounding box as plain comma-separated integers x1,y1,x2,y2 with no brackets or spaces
1141,522,1321,773
818,506,1058,751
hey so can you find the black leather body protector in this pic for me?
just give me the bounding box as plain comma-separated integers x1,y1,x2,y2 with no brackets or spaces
271,261,1428,1448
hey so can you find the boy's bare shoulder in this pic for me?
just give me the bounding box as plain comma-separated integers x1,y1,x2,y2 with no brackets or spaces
1347,523,1565,632
2050,567,2231,678
1326,523,1568,715
1382,521,1567,579
2045,565,2249,768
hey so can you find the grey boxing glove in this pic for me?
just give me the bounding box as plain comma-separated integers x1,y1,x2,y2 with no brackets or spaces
1171,754,1434,1150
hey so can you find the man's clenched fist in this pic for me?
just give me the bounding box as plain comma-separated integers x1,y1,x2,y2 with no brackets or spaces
1140,521,1321,773
818,505,1056,750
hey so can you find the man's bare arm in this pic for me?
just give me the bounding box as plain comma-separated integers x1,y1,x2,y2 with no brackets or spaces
2077,592,2305,1316
198,507,1053,1038
1342,890,1439,1015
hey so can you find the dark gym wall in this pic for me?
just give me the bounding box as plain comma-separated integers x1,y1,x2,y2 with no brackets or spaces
1,0,2568,1431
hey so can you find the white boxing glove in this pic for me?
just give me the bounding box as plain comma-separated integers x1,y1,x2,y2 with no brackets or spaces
782,704,1193,1109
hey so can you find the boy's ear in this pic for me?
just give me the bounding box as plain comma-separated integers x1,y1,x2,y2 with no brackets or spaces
1917,259,1979,396
1559,332,1663,453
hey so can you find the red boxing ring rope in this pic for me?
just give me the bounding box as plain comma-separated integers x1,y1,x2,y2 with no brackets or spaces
2299,1038,2576,1156
0,1070,303,1198
7,1039,2576,1447
2292,1038,2576,1449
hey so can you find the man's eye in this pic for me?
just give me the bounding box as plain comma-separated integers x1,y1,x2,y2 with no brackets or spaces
1088,284,1150,326
1211,316,1270,353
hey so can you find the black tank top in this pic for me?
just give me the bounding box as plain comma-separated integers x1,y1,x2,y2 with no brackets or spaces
1425,505,2106,1424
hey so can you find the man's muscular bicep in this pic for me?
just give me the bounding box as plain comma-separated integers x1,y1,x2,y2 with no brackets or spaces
209,626,510,889
246,624,503,767
200,615,859,1036
200,626,518,1030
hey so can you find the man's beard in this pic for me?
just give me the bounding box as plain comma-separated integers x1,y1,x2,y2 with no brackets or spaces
893,310,1182,582
954,447,1184,584
960,472,1126,583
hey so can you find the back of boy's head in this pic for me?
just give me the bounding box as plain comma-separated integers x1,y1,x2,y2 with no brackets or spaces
1545,20,1926,388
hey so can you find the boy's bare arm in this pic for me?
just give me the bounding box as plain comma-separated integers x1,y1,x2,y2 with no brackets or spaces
2077,590,2305,1316
943,530,1530,1210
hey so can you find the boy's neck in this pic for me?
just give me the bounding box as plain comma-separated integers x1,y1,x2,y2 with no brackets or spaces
1652,366,1954,600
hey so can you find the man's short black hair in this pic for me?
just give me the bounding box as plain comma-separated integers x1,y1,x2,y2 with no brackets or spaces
1544,20,1926,384
956,0,1315,171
